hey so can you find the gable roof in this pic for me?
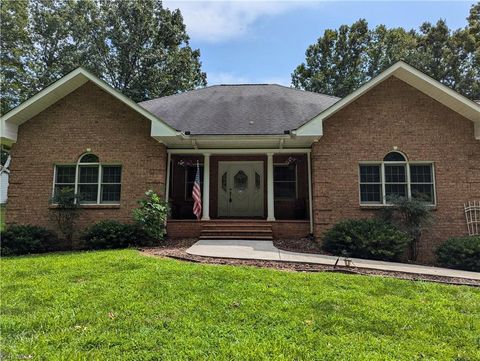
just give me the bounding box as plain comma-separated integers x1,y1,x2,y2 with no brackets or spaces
295,61,480,139
1,67,178,144
139,84,339,135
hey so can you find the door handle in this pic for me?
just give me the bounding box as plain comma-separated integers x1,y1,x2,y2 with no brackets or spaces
229,188,232,203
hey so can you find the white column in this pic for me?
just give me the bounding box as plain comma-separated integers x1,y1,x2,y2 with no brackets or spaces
165,152,171,203
267,152,275,221
307,152,313,234
201,153,210,220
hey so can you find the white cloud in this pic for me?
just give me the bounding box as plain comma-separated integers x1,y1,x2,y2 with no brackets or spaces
164,1,317,42
207,71,291,86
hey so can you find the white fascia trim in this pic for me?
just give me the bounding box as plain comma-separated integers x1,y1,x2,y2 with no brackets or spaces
167,148,311,154
1,67,178,142
295,61,480,137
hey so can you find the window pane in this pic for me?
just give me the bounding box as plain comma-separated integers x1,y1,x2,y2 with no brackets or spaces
385,183,407,198
274,182,296,199
101,184,121,202
79,184,98,202
410,165,432,183
56,166,76,183
360,184,381,203
383,152,406,162
79,154,99,163
411,184,434,203
54,185,75,197
359,165,380,183
102,166,121,183
274,165,295,181
79,166,99,183
385,165,406,183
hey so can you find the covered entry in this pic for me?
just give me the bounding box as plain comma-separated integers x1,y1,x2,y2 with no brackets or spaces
166,149,313,231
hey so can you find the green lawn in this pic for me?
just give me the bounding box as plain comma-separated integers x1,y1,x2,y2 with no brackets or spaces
1,250,479,360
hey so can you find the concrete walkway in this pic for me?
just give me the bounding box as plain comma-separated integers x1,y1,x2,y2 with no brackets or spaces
186,240,480,280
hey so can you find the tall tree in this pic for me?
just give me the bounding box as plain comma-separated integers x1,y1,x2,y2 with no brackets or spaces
292,2,480,100
0,0,31,114
0,0,206,114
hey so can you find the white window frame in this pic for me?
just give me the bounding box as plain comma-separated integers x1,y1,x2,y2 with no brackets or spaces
358,158,436,207
273,163,298,201
52,154,122,205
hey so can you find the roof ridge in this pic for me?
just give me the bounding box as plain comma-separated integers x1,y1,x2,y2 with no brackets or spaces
139,84,222,104
139,83,341,104
272,84,341,100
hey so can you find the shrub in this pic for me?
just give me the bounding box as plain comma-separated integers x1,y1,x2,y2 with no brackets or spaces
322,219,409,261
49,187,81,243
435,236,480,272
381,196,434,261
82,220,154,250
1,224,57,256
132,190,169,240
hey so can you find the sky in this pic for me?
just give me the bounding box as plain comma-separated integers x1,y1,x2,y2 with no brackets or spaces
163,1,476,86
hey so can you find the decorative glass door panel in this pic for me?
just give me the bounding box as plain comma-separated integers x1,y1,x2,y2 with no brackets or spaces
218,161,264,217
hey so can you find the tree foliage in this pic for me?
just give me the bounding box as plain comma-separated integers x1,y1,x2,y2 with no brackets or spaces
292,3,480,99
0,0,206,114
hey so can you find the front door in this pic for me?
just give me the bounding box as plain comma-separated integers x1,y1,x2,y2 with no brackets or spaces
218,161,264,217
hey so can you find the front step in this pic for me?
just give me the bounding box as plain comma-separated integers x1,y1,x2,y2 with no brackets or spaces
199,221,273,240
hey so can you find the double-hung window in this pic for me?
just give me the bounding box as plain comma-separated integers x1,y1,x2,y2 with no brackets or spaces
53,153,122,204
274,164,297,200
359,151,435,205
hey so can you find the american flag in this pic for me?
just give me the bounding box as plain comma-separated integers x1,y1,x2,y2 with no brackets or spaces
192,161,202,220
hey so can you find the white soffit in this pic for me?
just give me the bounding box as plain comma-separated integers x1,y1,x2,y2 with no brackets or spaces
295,61,480,140
1,67,178,143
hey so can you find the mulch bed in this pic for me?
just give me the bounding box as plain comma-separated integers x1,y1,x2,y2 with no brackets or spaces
140,239,480,287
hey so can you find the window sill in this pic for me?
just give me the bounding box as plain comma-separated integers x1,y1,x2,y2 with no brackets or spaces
49,204,120,209
359,204,437,211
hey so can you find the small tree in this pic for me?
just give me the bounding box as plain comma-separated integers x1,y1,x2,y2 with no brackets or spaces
381,195,434,261
133,190,169,241
49,187,81,243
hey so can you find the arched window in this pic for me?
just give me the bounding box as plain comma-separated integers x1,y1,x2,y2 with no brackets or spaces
53,153,122,204
359,150,435,205
79,153,99,163
383,151,406,162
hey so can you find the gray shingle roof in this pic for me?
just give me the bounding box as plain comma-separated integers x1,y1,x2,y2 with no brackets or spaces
138,84,340,135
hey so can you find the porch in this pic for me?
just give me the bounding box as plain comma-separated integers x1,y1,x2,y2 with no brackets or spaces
165,149,313,239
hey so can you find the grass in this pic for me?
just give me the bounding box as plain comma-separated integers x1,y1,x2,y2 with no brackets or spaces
1,250,479,360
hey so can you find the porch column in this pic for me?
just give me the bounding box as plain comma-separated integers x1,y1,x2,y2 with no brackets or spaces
307,151,313,234
201,153,211,220
267,152,275,221
165,152,171,203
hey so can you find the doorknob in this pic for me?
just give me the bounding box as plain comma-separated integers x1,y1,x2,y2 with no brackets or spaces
229,188,232,203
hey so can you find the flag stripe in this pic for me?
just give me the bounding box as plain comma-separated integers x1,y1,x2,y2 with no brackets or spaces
192,162,202,220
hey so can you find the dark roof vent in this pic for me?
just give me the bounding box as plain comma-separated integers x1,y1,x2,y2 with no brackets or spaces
184,131,191,135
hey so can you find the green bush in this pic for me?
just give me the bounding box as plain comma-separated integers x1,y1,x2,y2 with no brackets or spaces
82,220,154,250
322,219,409,261
1,224,57,256
133,190,169,240
435,236,480,272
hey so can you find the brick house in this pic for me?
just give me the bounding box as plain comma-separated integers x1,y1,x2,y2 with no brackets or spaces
1,61,479,262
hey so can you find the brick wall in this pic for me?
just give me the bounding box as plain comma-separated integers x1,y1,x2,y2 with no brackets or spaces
311,76,480,262
6,81,167,236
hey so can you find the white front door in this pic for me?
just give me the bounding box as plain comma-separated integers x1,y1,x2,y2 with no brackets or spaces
218,161,264,217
